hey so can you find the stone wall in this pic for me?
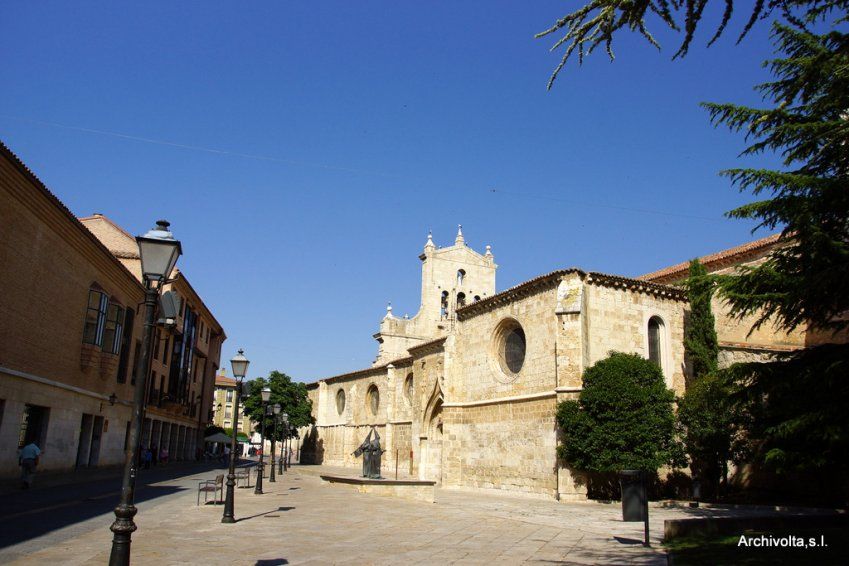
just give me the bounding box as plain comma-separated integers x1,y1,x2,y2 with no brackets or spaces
584,283,687,394
443,396,558,497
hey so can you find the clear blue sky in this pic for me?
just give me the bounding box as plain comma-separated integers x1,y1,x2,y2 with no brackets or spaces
1,2,783,382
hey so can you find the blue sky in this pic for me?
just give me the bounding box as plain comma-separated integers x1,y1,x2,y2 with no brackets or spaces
1,2,784,381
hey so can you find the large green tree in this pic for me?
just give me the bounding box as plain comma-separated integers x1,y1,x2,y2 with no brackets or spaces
242,371,314,442
557,352,684,474
538,1,849,484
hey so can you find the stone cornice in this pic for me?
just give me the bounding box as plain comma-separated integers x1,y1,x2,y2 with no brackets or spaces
406,336,447,356
442,390,556,408
1,365,133,406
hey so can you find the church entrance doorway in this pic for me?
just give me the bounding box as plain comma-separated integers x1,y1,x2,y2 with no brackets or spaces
423,400,443,484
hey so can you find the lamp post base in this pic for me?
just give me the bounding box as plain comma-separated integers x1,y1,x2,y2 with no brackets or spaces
109,503,138,566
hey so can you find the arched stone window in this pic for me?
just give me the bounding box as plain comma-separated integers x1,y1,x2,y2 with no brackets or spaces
474,295,481,302
648,316,663,367
336,389,346,415
367,384,379,415
440,291,449,318
457,269,466,286
457,292,466,308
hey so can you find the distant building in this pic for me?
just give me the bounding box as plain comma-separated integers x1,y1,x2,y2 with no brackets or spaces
80,214,226,460
301,227,821,501
212,369,252,443
0,141,145,477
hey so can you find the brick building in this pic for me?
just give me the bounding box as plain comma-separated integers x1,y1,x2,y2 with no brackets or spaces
0,142,145,478
79,214,226,461
0,140,225,480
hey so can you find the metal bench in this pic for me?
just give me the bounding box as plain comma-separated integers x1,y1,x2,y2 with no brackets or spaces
197,474,224,505
234,466,251,488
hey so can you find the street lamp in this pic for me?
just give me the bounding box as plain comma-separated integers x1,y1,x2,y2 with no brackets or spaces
281,413,289,472
110,220,181,566
270,403,281,482
222,349,250,524
254,386,271,495
279,412,289,474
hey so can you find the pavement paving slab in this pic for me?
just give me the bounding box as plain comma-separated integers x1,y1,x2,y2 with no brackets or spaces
1,463,835,565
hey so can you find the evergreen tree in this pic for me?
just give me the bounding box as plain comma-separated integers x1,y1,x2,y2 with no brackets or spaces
683,258,719,379
677,374,737,499
557,352,684,475
538,2,849,485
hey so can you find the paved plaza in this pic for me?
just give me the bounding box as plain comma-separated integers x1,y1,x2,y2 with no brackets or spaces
0,463,819,565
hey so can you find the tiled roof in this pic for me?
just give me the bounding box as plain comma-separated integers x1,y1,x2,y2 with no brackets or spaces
456,267,686,321
215,375,238,387
639,234,783,284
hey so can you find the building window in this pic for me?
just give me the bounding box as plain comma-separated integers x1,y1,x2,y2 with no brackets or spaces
336,389,346,415
102,304,124,354
648,316,663,367
225,407,232,419
440,291,449,318
83,290,108,346
367,385,379,416
226,390,233,402
474,295,481,302
162,335,170,364
404,373,414,405
19,404,50,448
494,319,526,376
457,269,465,286
457,292,466,308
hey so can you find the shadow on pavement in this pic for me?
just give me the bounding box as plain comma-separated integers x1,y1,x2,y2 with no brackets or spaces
255,560,288,565
0,461,229,550
237,506,295,522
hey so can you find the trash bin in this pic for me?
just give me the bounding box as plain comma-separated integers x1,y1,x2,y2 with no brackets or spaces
619,470,646,522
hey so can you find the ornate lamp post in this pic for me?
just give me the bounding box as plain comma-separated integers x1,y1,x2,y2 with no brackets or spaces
109,221,181,566
254,386,271,495
269,403,281,482
222,349,250,524
282,413,290,472
279,413,289,474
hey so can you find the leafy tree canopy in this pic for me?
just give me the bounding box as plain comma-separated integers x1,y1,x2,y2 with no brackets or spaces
557,352,684,472
242,370,315,442
536,1,846,88
677,373,739,498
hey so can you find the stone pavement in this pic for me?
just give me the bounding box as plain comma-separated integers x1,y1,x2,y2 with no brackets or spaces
0,464,825,565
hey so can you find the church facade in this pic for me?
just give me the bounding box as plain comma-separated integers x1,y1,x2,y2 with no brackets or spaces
300,227,802,500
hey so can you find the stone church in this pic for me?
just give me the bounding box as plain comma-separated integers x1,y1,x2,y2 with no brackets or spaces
301,227,804,501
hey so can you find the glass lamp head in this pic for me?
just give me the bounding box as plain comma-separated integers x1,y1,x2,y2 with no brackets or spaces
230,349,250,379
136,220,182,282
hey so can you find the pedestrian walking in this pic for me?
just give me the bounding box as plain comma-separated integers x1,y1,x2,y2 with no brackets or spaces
142,447,152,469
19,441,41,489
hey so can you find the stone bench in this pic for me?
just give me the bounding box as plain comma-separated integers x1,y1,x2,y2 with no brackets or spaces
320,475,436,503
